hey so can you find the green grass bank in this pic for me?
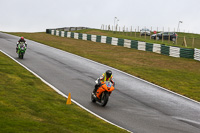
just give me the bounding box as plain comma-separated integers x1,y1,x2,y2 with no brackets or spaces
0,52,128,133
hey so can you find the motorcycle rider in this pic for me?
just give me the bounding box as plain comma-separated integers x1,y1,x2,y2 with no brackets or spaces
94,70,115,98
16,37,27,52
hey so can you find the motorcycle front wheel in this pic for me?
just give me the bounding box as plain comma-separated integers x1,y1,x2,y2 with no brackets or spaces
18,52,24,59
91,93,96,103
100,91,109,107
21,53,24,59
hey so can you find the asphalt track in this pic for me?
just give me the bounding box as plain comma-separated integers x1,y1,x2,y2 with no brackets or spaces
0,32,200,133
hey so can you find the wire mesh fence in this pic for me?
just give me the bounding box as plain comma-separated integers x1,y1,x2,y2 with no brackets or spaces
101,25,200,49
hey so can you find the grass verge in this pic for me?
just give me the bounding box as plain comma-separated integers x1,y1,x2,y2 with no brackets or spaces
0,52,128,133
7,32,200,102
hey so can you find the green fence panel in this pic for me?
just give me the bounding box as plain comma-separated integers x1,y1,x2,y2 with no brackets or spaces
71,32,74,38
118,39,124,46
46,29,50,34
131,40,138,49
146,43,153,52
96,35,101,42
180,48,194,59
87,34,91,41
54,30,56,35
161,45,170,56
48,29,51,34
64,31,67,37
78,33,82,39
106,37,112,44
59,31,61,36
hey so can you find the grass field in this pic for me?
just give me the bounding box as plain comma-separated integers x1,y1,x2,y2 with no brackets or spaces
7,32,200,102
0,52,128,132
71,29,200,49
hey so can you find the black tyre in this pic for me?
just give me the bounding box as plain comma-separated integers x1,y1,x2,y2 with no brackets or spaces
21,53,24,59
91,93,96,103
100,91,109,107
172,38,176,41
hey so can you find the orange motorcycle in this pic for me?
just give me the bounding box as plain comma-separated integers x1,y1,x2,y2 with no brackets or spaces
91,79,115,107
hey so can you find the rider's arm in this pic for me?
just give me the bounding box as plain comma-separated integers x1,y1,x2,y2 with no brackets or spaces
111,77,115,86
99,73,104,83
25,42,27,47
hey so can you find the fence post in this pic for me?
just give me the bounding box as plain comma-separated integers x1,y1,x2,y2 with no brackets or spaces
192,37,194,48
135,29,136,37
155,34,157,41
112,26,113,32
131,26,132,36
150,27,152,40
150,32,151,40
168,33,170,44
183,36,187,47
123,26,125,35
162,27,164,43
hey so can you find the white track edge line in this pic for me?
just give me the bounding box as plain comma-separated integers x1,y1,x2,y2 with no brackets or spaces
0,49,132,133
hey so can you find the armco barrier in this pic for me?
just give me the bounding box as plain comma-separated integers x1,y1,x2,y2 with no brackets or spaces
138,41,146,51
96,35,101,42
180,48,194,59
78,33,83,40
118,39,124,47
194,48,200,61
82,34,87,40
131,40,138,49
124,39,131,48
46,29,200,61
169,46,180,58
101,36,107,43
87,34,91,41
161,45,170,56
106,37,112,44
111,37,118,46
146,43,153,52
152,44,161,54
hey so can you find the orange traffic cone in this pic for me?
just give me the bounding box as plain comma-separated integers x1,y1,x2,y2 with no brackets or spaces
66,93,71,105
